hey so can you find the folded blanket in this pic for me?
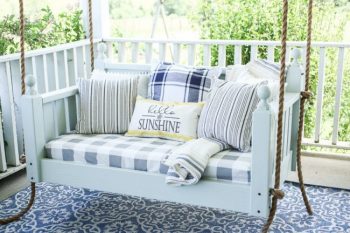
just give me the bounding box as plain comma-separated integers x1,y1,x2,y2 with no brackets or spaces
163,138,229,186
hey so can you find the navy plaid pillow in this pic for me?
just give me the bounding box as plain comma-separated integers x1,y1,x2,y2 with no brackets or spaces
148,62,221,102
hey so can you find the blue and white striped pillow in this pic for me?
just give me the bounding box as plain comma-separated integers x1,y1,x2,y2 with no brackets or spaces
76,77,138,134
148,62,221,103
198,81,260,152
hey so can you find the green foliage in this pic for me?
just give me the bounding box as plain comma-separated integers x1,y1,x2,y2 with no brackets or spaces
194,0,350,142
0,6,84,56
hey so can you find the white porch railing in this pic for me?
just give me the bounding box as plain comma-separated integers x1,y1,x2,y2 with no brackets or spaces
0,37,349,175
0,39,101,173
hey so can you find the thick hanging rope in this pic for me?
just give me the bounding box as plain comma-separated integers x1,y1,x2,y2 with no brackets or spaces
0,0,36,225
261,0,289,232
0,183,35,225
295,0,313,216
262,0,314,231
88,0,94,71
19,0,25,95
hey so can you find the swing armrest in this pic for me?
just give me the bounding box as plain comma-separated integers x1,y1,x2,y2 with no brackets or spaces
41,86,78,104
250,49,304,218
22,83,79,183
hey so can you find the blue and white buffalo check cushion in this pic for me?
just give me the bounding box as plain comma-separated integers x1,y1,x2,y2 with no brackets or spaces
148,62,221,102
45,134,251,184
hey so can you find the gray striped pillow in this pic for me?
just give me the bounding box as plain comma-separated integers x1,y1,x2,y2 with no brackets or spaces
198,81,260,152
76,77,138,134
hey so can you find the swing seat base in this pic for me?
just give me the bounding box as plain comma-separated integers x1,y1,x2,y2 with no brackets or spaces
41,158,253,214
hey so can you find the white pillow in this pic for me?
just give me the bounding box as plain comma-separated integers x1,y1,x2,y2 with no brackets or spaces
246,59,280,80
126,96,204,142
226,64,279,102
226,65,250,82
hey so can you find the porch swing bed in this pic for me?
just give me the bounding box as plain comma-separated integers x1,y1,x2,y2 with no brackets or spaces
22,52,304,218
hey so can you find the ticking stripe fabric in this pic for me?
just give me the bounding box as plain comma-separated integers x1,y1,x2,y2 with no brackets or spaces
164,138,230,185
148,62,221,103
91,70,151,98
198,81,260,152
76,77,138,134
45,134,251,184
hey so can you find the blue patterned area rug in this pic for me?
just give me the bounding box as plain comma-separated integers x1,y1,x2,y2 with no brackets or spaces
0,182,349,232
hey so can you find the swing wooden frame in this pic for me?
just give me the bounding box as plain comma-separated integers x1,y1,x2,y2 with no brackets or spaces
20,45,303,218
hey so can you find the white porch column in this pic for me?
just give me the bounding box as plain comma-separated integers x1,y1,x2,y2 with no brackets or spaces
80,0,110,39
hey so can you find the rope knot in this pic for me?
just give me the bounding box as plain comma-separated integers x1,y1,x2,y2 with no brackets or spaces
270,189,285,200
301,91,312,100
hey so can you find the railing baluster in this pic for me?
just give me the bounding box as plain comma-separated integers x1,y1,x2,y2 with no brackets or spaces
286,107,292,157
53,101,59,137
42,54,49,92
64,98,70,132
187,44,196,66
267,46,275,62
159,43,166,61
118,42,126,63
131,42,139,63
31,56,37,83
145,43,153,63
286,46,291,63
250,45,258,62
0,111,6,171
107,41,114,60
64,50,70,87
314,47,326,143
218,45,226,67
282,110,287,158
73,48,78,79
3,62,19,166
300,46,307,90
234,45,242,64
203,45,211,66
82,46,88,79
173,43,181,63
332,47,345,145
53,52,59,90
75,94,80,122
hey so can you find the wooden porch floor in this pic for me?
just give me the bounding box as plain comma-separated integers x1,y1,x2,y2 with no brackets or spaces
0,155,349,201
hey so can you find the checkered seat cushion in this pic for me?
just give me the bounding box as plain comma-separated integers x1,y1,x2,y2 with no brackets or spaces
45,134,251,184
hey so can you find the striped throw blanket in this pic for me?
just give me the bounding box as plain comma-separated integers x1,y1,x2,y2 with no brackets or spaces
163,138,229,186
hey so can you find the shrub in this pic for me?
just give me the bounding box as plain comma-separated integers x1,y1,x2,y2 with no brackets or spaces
193,0,350,143
0,6,84,56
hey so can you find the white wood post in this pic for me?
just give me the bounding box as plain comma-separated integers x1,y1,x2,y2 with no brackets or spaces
80,0,110,39
286,49,303,92
0,62,20,166
286,49,303,171
0,112,6,172
21,76,45,182
250,85,274,218
95,43,108,71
